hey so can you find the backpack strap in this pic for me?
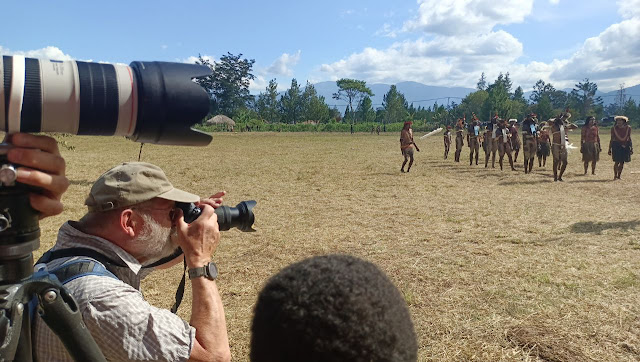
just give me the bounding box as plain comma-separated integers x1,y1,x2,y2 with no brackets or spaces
29,250,122,357
48,259,119,284
35,247,186,314
37,247,128,279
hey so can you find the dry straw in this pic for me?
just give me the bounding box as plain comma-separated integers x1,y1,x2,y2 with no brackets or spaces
36,131,640,361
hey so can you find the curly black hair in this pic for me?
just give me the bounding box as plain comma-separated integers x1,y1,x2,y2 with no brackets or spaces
250,254,418,362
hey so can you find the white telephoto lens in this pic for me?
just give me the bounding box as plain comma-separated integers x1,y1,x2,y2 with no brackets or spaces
7,55,25,133
40,59,81,134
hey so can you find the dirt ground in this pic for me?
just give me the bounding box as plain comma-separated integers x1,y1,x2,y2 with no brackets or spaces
36,130,640,361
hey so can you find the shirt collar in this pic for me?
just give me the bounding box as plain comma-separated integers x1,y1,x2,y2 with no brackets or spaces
56,221,143,275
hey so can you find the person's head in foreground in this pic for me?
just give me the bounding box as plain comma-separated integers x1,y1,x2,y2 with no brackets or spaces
250,254,418,362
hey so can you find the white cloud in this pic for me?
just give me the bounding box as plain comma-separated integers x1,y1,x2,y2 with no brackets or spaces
549,17,640,90
400,30,522,58
618,0,640,18
403,0,534,36
183,55,216,65
549,0,560,4
161,44,168,50
266,51,301,77
250,75,270,93
341,9,355,17
250,75,292,93
0,46,74,61
319,0,640,92
320,30,523,87
375,23,399,38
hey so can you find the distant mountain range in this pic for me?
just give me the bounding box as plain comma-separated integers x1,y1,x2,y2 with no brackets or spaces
302,81,640,113
598,84,640,107
313,81,474,112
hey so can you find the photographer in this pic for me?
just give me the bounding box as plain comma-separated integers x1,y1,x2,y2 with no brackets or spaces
32,161,231,362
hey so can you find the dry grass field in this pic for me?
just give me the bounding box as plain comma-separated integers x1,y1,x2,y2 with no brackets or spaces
36,130,640,361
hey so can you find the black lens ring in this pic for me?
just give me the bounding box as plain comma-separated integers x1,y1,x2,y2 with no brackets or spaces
76,61,119,135
3,56,12,130
21,57,42,133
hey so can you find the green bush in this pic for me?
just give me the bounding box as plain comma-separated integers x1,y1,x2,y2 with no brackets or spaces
194,121,441,133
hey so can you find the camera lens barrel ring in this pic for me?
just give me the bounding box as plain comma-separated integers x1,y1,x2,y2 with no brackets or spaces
76,62,119,135
21,57,42,133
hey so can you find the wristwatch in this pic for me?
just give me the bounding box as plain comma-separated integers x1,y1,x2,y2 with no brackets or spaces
188,262,218,280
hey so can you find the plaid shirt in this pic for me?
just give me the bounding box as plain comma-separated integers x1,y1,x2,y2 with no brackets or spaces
33,222,195,361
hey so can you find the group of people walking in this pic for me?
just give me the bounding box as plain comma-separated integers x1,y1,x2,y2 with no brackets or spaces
401,110,633,180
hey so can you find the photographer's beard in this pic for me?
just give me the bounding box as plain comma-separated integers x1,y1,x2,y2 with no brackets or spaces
133,213,178,266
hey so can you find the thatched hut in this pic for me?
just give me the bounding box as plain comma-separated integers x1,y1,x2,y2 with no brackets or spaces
206,115,236,131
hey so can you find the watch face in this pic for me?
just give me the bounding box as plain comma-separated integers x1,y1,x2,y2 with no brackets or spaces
206,262,218,279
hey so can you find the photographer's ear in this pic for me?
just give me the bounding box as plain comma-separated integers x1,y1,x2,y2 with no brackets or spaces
119,209,140,238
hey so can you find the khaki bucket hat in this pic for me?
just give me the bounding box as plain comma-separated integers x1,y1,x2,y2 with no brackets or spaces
85,162,200,212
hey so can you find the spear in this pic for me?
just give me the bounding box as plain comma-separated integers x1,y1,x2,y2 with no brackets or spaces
420,127,443,139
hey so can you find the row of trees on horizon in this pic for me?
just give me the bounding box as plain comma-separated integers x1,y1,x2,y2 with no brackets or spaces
195,53,640,129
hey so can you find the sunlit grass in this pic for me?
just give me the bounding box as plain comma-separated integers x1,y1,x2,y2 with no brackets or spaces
37,130,640,361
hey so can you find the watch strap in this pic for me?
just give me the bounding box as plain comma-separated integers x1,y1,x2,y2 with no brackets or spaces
188,266,206,279
188,262,217,280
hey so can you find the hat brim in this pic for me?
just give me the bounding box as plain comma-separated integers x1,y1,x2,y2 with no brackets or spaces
157,188,201,203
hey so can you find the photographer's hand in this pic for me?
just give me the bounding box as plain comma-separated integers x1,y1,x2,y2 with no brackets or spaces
6,133,69,218
176,204,219,267
175,205,231,362
153,191,227,270
198,191,226,209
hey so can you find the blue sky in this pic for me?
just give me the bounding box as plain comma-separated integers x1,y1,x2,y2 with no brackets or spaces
1,0,639,93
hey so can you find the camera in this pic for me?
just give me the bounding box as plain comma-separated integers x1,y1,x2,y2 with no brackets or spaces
177,200,257,232
0,55,254,361
0,55,216,264
1,55,212,146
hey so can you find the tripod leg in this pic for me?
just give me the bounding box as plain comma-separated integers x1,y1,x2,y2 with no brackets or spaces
0,296,31,361
16,309,33,362
38,287,107,362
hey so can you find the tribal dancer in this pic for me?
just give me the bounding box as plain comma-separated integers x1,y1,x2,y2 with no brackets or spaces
482,123,491,165
608,116,633,180
484,114,499,168
580,116,601,175
467,114,481,165
454,116,465,162
558,107,572,123
550,114,577,181
521,113,538,174
496,118,516,171
537,122,551,167
400,121,420,173
443,126,452,159
509,119,521,162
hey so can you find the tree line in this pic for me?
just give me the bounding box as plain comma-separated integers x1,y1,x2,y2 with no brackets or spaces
194,53,640,130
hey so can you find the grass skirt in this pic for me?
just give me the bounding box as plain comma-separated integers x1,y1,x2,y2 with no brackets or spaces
537,142,550,157
611,141,631,163
581,142,600,162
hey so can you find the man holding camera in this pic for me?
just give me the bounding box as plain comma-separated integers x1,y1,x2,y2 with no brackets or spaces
29,157,231,361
